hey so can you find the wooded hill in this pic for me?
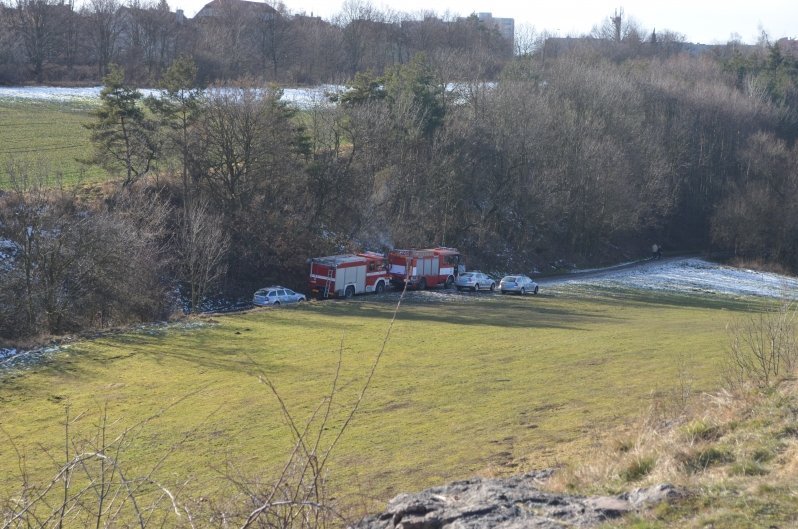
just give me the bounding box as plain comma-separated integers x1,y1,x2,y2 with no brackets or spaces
1,33,798,341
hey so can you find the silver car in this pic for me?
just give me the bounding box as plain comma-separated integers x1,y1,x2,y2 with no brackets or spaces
253,286,306,306
499,275,539,295
455,271,496,292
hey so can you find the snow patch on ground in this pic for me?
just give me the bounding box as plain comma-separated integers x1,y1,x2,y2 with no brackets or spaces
0,238,19,270
369,258,798,303
0,344,65,371
0,320,217,373
0,86,343,109
0,86,108,103
548,258,798,300
0,83,496,113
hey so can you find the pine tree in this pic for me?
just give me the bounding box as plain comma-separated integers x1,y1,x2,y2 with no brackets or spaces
85,64,158,187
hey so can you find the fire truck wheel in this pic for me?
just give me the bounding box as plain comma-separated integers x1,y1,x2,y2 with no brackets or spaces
375,281,385,294
345,286,355,299
418,278,427,290
443,276,454,289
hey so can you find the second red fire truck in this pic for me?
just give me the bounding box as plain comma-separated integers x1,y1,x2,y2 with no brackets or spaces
387,247,463,290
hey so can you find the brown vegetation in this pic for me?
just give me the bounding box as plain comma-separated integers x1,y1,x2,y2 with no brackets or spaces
2,27,798,342
0,0,511,85
544,308,798,527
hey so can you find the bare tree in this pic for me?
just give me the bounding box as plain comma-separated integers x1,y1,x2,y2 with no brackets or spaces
193,0,255,79
0,162,61,336
118,0,177,82
175,199,228,313
590,8,645,45
189,83,312,281
514,22,538,56
9,0,62,81
254,1,293,81
724,303,798,389
334,0,382,75
194,84,307,213
0,165,172,339
290,14,342,83
82,0,123,78
57,0,79,70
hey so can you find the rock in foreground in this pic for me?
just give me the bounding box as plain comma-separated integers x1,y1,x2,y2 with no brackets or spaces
351,472,679,529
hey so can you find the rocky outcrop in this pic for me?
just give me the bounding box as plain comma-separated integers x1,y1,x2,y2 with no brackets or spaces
350,472,680,529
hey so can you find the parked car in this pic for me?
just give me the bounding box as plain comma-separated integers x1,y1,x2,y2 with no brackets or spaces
253,286,306,306
455,271,496,292
499,275,539,295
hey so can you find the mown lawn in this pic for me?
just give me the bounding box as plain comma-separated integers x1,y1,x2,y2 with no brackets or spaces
0,288,766,517
0,99,108,189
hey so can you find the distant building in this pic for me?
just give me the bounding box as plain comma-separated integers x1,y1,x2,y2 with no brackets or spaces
476,12,514,44
195,0,277,21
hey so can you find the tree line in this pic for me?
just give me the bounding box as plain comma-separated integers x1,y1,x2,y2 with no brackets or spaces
0,0,512,86
2,32,798,341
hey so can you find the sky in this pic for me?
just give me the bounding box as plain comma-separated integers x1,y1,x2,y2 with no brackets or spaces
169,0,798,45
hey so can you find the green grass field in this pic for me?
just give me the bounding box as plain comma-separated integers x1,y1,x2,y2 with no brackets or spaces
0,287,766,518
0,96,319,191
0,99,108,189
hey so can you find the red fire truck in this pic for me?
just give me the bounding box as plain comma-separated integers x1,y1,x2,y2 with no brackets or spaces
387,247,463,290
309,252,389,299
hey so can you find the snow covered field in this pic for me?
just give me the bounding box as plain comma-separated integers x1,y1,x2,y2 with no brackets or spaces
0,84,484,108
0,85,343,109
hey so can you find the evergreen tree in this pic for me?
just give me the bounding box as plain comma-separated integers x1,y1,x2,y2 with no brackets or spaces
85,64,158,187
147,56,203,201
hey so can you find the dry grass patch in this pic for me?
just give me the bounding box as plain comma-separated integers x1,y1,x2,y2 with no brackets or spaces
547,378,798,528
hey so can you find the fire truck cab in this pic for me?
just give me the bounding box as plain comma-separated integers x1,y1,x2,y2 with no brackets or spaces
309,251,389,299
387,247,463,290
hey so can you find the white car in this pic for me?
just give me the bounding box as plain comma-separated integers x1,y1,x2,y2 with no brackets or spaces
499,275,539,295
253,286,306,306
455,272,496,292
